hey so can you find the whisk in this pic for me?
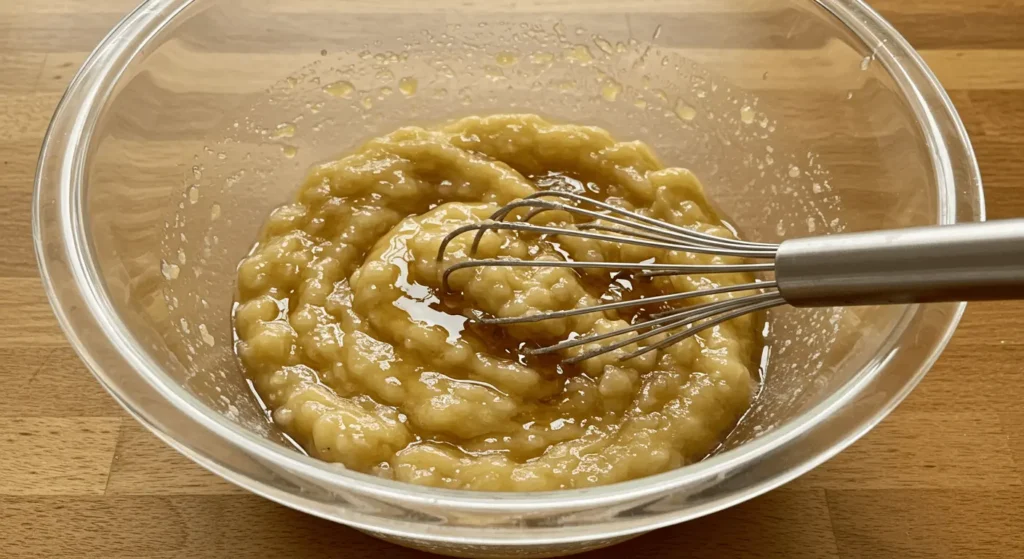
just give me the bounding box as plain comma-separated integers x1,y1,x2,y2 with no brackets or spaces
436,191,1024,364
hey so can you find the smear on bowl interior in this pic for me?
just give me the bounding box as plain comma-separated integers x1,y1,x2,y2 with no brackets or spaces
232,114,761,491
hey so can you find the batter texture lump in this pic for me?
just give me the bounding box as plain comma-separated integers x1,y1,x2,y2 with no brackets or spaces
233,114,760,491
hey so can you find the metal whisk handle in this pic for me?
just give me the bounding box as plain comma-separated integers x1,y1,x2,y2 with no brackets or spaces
775,219,1024,307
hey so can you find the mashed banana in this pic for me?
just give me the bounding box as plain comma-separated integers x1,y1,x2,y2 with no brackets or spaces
233,114,759,491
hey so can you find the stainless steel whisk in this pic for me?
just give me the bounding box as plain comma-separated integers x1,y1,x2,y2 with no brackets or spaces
436,191,1024,364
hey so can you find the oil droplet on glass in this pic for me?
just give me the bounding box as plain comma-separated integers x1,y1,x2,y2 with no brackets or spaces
177,248,187,265
553,21,567,40
272,122,296,139
210,203,222,220
740,105,755,124
788,165,801,178
322,80,354,98
674,99,697,121
191,165,203,180
495,52,518,66
282,145,298,158
634,98,648,109
530,52,554,64
375,68,395,82
565,44,593,65
593,36,614,55
860,55,872,71
199,323,216,347
555,80,576,92
161,260,180,280
484,66,505,80
361,97,373,110
187,184,199,204
398,77,418,96
379,86,393,97
601,80,622,102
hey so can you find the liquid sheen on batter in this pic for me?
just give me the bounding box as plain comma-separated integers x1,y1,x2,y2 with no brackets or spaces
233,114,760,491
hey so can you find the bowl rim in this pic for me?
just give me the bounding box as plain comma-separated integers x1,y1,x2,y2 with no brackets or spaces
33,0,982,545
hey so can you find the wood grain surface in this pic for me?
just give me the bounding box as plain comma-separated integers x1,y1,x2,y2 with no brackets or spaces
3,1,1024,557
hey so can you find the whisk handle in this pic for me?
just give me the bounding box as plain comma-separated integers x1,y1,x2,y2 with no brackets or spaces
775,219,1024,307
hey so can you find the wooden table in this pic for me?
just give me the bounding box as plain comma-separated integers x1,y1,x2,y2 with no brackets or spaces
2,1,1023,557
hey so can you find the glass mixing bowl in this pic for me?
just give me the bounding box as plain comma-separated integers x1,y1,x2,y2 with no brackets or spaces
34,0,981,556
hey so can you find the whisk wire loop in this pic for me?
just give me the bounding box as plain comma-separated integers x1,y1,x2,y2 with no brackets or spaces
435,190,783,363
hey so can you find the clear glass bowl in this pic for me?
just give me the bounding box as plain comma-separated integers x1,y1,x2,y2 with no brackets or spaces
34,0,982,557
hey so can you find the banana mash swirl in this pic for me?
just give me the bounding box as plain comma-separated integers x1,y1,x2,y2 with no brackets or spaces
233,114,759,491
